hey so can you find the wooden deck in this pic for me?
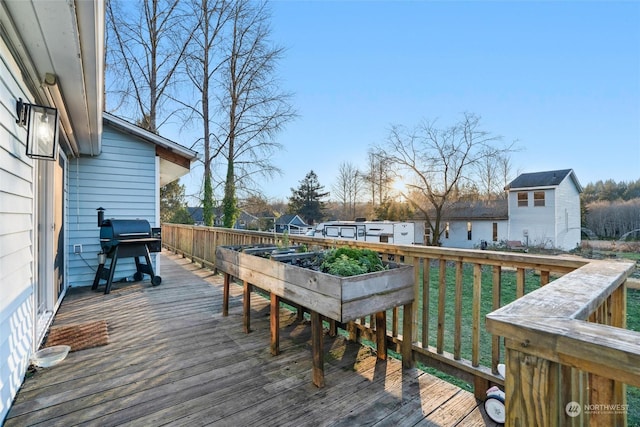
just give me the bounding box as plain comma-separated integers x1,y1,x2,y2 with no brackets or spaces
5,250,498,426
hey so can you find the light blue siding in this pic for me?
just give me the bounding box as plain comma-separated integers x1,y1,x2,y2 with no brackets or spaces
0,38,35,423
67,125,159,287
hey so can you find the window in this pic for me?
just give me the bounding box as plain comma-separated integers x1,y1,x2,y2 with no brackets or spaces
325,226,339,237
534,191,545,207
341,227,355,238
492,222,498,242
467,222,472,240
517,192,528,207
445,222,450,239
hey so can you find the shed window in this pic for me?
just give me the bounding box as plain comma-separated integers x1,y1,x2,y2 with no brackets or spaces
467,222,472,240
492,222,498,242
445,222,450,239
517,192,528,207
534,191,545,207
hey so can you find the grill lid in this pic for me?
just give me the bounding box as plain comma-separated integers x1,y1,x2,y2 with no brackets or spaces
101,219,152,239
100,219,155,252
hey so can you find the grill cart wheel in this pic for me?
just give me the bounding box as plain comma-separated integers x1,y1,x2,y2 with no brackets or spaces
485,386,506,424
133,272,144,282
152,276,162,286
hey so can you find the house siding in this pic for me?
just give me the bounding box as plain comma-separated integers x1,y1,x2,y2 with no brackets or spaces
0,37,36,423
441,220,508,249
67,125,159,287
554,177,581,250
508,188,556,247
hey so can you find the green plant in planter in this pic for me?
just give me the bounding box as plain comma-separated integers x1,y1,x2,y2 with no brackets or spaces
321,247,387,277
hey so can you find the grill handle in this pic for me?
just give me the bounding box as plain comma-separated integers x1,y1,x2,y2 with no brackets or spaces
97,207,105,227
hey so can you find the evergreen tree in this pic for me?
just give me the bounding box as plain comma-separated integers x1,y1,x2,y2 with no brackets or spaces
288,171,329,224
160,180,195,225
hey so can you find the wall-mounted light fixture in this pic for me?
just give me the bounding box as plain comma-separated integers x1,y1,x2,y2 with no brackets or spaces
16,97,59,160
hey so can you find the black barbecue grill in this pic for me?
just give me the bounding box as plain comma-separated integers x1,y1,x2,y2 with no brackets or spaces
92,209,162,294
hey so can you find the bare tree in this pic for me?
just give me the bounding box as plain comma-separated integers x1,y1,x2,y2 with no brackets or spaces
106,0,193,132
475,147,519,199
585,199,640,239
332,162,363,219
216,0,296,228
363,149,394,208
380,113,515,246
180,0,231,226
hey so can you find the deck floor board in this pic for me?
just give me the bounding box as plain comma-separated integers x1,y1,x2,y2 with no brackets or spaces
5,250,498,427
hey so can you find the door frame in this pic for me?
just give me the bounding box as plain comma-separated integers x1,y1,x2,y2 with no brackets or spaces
33,149,68,349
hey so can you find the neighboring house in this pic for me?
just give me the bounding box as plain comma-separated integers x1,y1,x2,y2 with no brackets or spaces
0,2,197,422
187,207,258,229
435,169,582,251
505,169,582,250
275,214,311,234
438,200,509,249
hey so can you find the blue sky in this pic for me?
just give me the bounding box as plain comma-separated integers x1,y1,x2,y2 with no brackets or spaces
180,0,640,201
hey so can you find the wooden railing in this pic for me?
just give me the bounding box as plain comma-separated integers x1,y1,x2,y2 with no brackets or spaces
162,224,636,426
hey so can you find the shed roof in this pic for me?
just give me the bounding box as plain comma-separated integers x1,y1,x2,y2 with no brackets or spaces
506,169,582,192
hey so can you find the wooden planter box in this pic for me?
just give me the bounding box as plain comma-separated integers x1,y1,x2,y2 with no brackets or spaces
216,245,415,322
216,244,415,387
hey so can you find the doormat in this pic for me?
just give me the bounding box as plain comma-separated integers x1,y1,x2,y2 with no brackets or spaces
45,320,109,352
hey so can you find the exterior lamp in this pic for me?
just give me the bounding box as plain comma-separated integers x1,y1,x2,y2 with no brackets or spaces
16,98,59,160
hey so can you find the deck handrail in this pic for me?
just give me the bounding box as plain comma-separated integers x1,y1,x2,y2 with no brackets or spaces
161,224,636,426
486,258,637,426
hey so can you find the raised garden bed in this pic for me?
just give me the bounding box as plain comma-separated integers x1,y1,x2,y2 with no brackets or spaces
216,245,414,322
215,244,416,387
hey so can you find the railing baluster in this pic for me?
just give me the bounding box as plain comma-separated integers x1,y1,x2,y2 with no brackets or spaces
436,259,447,354
453,260,463,360
422,258,430,348
491,265,502,374
516,267,525,298
471,263,481,368
412,256,421,343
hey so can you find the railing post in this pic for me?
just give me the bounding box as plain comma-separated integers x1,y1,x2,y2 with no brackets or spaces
504,346,560,426
588,284,628,427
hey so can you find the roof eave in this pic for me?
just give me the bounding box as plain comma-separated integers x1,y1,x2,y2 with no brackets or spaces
1,0,104,157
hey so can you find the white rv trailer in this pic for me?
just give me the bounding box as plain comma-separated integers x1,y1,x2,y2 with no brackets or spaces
307,220,423,245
